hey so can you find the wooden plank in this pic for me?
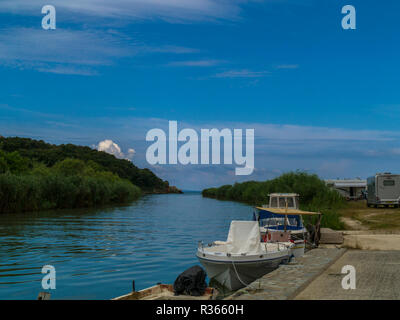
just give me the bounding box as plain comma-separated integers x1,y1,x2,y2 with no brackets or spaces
37,292,51,300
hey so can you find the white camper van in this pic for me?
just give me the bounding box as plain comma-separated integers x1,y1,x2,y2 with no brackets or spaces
367,173,400,207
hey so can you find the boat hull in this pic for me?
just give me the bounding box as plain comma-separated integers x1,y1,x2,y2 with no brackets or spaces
290,240,305,258
113,284,218,300
197,254,290,291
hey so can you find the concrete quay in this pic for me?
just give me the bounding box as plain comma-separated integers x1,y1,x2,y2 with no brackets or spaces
226,248,346,300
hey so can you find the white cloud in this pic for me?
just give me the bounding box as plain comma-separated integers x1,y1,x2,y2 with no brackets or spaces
214,69,270,78
96,139,135,160
275,64,299,69
128,148,136,157
167,59,224,67
0,0,257,22
0,27,197,75
0,28,132,74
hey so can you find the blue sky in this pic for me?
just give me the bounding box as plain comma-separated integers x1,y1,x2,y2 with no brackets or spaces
1,0,400,190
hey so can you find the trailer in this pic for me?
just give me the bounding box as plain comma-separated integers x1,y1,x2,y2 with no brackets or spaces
325,179,366,200
367,173,400,207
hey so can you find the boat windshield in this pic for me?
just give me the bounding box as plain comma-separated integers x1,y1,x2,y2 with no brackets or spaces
260,216,303,228
270,196,297,209
260,217,285,227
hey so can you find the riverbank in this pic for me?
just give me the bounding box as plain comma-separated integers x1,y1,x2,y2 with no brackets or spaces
0,137,183,214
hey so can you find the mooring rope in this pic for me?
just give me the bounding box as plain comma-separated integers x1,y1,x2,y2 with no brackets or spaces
230,258,251,288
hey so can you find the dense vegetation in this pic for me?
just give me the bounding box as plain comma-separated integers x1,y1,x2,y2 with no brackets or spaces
202,172,346,229
0,151,141,214
0,137,169,192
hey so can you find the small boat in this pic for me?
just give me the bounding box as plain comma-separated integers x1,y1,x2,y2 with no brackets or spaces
257,193,308,236
253,193,322,257
196,221,293,291
113,284,218,300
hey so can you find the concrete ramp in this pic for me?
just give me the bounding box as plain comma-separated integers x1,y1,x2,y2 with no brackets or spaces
295,250,400,300
343,232,400,250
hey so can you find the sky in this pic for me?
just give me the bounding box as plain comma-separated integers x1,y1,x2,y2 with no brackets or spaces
1,0,400,190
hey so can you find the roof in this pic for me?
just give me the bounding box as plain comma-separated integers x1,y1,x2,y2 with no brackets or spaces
268,193,299,197
256,207,321,216
325,179,366,188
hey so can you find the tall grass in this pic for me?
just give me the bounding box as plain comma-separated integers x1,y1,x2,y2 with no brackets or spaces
202,172,346,229
0,158,141,214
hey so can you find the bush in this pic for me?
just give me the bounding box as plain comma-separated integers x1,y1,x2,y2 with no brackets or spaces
0,155,141,214
0,136,169,192
202,171,345,229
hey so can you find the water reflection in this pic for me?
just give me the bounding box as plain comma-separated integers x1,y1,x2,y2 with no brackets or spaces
0,193,251,299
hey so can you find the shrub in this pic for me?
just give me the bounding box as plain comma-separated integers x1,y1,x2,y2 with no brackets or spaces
202,171,345,229
0,155,141,214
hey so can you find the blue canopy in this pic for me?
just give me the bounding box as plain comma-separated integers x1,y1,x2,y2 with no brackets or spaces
253,208,303,231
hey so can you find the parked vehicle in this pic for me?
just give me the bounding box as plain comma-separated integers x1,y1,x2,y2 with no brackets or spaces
367,173,400,207
325,179,366,200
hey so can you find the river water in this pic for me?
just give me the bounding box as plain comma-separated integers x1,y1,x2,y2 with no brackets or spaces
0,192,252,300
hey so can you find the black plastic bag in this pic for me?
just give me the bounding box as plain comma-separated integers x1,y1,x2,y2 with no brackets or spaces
173,265,207,296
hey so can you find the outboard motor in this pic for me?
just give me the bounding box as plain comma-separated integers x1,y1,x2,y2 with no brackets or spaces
173,265,207,296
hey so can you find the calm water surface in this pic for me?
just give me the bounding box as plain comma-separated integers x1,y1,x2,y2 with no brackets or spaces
0,193,251,299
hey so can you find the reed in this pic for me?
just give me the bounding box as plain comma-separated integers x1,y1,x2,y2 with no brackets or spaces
202,172,345,230
0,157,141,214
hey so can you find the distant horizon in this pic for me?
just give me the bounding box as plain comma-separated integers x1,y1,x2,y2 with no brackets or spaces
1,133,396,190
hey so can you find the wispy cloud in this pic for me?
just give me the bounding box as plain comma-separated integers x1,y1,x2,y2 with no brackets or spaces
0,28,132,74
214,69,270,78
0,27,198,75
0,0,259,23
144,45,199,54
167,59,224,67
275,64,299,69
36,65,99,76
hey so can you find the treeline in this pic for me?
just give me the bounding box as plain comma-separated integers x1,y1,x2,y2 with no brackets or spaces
0,151,141,214
202,172,345,229
0,137,169,192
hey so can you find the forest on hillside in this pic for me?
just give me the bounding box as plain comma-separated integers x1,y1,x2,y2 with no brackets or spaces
0,136,176,214
0,137,169,192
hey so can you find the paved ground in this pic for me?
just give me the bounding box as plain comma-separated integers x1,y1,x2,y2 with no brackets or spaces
226,248,346,300
295,250,400,300
341,231,400,250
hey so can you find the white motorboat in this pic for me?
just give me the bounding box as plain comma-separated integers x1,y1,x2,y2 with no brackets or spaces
196,221,293,291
